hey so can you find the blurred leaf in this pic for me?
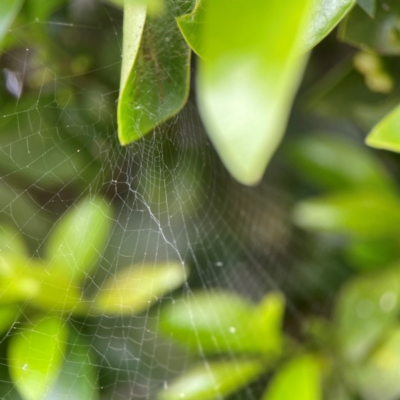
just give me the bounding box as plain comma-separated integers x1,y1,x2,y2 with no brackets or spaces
303,0,356,52
45,330,99,400
24,0,65,20
0,305,19,335
335,265,400,361
366,103,400,152
8,317,68,400
118,0,192,145
0,226,28,256
0,0,23,46
353,327,400,400
93,262,188,315
339,0,400,55
292,190,400,239
262,354,321,400
159,291,284,355
107,0,163,14
46,197,112,283
196,0,312,185
358,0,376,17
158,360,265,400
286,133,393,192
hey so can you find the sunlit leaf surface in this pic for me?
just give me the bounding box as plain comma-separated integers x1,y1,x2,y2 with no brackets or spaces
158,360,265,400
8,318,68,400
357,0,376,17
0,0,23,46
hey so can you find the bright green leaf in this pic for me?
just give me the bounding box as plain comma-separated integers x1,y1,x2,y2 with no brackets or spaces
262,355,321,400
335,265,400,361
196,0,313,185
0,0,23,46
286,133,393,192
339,0,400,55
366,104,400,152
358,0,376,17
45,330,99,400
117,0,192,145
159,291,284,355
303,0,356,52
158,360,265,400
8,317,68,400
292,191,400,239
92,262,188,315
0,305,19,335
46,197,112,283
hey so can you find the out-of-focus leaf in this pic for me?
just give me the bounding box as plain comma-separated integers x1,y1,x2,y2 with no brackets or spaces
344,239,400,271
8,317,68,400
353,327,400,400
286,133,393,192
92,263,187,315
0,226,27,256
303,0,356,51
158,360,265,400
159,291,284,354
117,0,192,145
46,197,112,283
292,191,400,239
335,265,400,361
196,0,313,185
45,330,99,400
0,305,19,335
262,355,321,400
358,0,376,17
107,0,162,14
24,0,65,20
0,0,23,46
366,104,400,152
339,0,400,55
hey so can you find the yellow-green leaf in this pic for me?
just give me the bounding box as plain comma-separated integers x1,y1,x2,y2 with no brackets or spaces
196,0,313,185
8,317,68,400
0,0,23,46
158,360,265,400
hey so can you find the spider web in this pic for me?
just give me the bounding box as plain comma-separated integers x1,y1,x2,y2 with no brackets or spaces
0,2,344,399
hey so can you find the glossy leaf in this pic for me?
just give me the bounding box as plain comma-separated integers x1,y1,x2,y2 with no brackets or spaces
262,355,321,400
303,0,356,51
339,0,400,55
46,197,112,283
117,0,192,145
158,360,265,400
45,331,99,400
0,0,23,46
358,0,376,17
292,191,400,239
196,0,313,185
8,317,68,400
93,263,188,315
353,327,400,400
366,104,400,153
335,265,400,361
286,133,393,192
159,291,284,354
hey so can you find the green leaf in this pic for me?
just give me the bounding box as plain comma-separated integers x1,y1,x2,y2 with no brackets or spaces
0,305,19,335
366,103,400,152
357,0,376,17
45,330,99,400
353,327,400,400
0,226,28,256
46,197,112,283
0,0,23,46
8,317,68,400
339,0,400,55
196,0,313,185
93,262,188,315
24,0,65,20
159,291,284,355
303,0,356,52
117,0,192,145
292,191,400,239
158,360,265,400
262,355,321,400
335,265,400,361
286,133,393,192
